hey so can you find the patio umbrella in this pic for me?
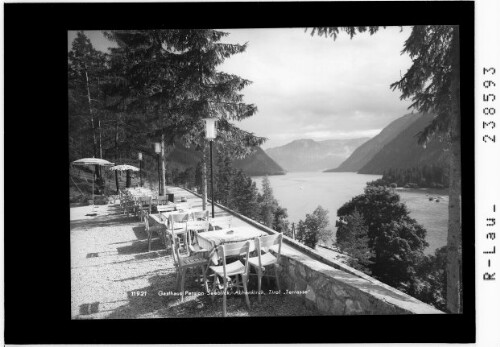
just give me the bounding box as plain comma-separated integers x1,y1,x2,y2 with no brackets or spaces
108,164,140,172
72,158,115,204
109,164,140,191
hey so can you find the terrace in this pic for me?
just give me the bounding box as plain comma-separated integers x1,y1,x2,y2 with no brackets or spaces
70,186,442,319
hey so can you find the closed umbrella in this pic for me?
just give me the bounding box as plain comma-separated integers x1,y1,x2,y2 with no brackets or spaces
72,158,115,204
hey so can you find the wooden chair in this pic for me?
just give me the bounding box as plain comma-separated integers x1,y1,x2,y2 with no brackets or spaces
192,210,209,221
169,212,191,229
135,196,152,221
207,240,254,317
118,190,126,205
248,233,283,303
186,220,210,255
154,195,169,206
119,191,134,216
169,228,210,302
168,212,191,255
195,233,217,260
108,195,119,204
143,212,165,252
157,211,169,223
175,202,191,212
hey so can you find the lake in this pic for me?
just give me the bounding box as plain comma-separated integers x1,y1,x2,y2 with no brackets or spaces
252,171,448,255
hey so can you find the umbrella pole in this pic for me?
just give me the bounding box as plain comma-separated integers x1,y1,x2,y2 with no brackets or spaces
92,166,95,206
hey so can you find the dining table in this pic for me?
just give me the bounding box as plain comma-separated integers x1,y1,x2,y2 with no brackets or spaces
197,226,268,247
196,226,268,265
156,202,177,214
148,211,199,253
125,187,154,198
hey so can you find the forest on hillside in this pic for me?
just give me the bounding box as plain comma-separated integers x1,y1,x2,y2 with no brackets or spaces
369,164,450,189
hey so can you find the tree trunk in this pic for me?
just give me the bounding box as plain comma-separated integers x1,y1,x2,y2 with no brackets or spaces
97,78,103,159
97,118,103,184
198,55,208,210
126,170,131,188
159,134,166,196
115,113,120,194
446,26,462,314
115,170,119,194
98,117,103,159
201,140,208,211
85,70,99,178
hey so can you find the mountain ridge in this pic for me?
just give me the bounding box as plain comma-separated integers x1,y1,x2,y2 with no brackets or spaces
166,143,285,176
325,113,423,172
233,146,286,176
358,112,446,174
266,137,369,172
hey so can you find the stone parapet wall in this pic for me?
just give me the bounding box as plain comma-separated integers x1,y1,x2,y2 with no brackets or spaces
278,251,443,315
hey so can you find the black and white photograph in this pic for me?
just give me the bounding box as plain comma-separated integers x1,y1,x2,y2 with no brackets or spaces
68,25,462,318
4,1,485,344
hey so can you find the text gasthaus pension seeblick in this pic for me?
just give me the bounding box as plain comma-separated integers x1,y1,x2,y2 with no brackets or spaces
154,289,310,297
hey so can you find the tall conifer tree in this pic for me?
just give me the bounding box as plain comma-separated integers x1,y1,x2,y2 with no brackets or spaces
259,176,279,227
105,30,265,201
68,31,108,174
229,170,260,220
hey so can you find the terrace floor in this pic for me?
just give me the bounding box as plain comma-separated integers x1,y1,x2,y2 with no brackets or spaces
71,185,441,318
70,186,320,319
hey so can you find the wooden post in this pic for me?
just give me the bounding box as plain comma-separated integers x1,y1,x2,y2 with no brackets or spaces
157,153,161,195
160,135,166,196
139,159,142,187
126,170,131,188
85,70,98,168
210,140,215,218
201,141,208,211
114,113,120,194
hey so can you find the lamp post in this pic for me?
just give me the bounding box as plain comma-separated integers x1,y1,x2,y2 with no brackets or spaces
154,142,161,195
204,118,217,218
138,152,143,187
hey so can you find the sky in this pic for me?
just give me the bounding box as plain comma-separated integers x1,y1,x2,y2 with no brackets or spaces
68,28,414,149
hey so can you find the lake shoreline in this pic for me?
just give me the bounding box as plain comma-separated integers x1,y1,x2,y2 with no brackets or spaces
253,171,448,256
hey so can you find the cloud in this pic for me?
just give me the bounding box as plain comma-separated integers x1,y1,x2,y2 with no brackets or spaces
220,27,414,148
69,28,415,150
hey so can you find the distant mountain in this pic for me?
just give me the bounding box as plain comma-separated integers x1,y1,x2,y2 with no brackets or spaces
325,113,422,172
266,138,369,172
358,112,447,174
166,143,285,176
233,146,286,176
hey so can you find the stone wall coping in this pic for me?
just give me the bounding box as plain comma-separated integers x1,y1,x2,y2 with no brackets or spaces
181,186,443,314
